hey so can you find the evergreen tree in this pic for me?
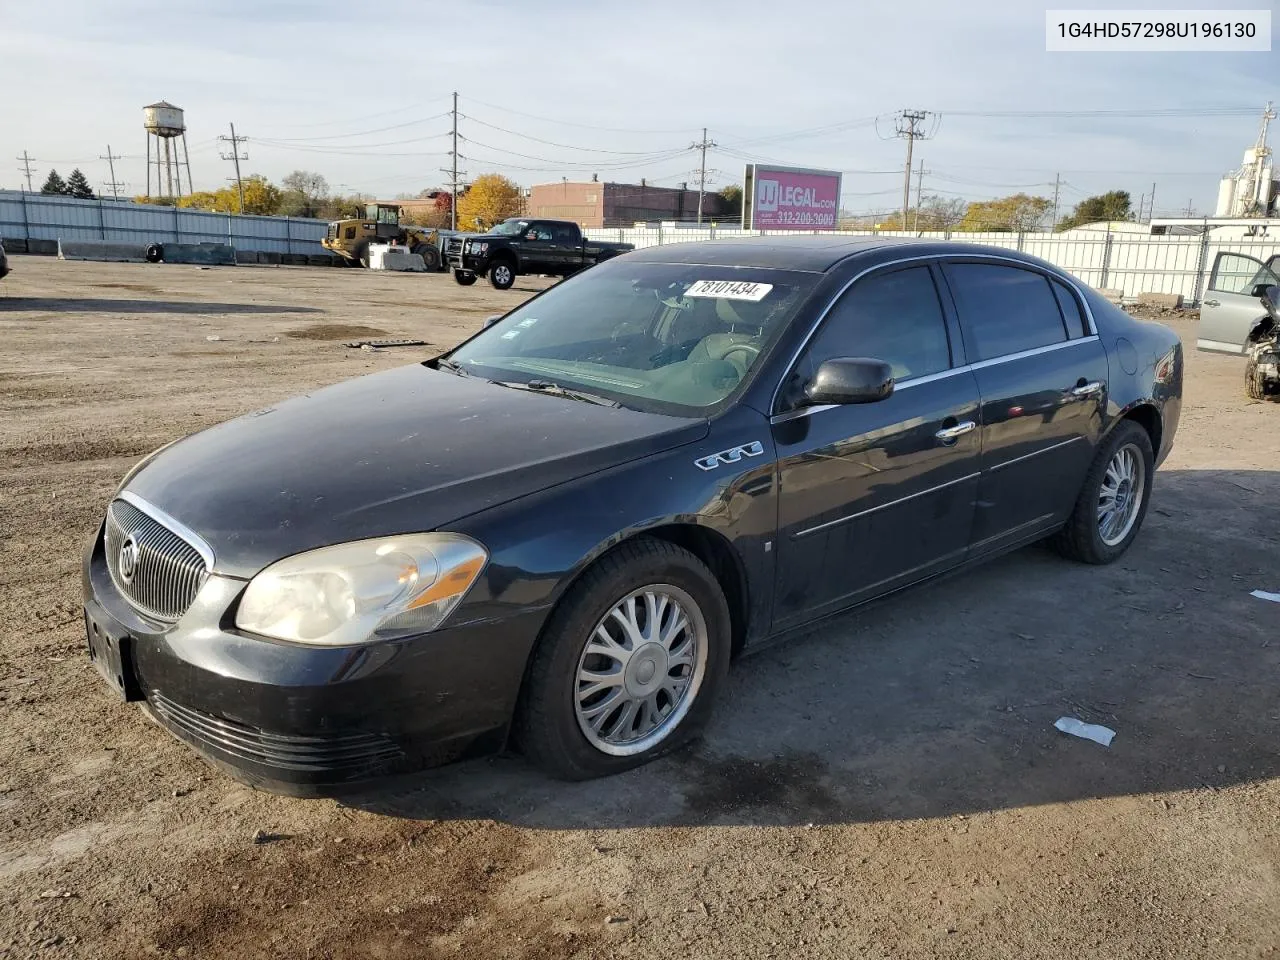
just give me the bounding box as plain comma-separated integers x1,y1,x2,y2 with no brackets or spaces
41,169,69,195
66,168,94,199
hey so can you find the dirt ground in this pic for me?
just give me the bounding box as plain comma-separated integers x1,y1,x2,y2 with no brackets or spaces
1,255,1279,959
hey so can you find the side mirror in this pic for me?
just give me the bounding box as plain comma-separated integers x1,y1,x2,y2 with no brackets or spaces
1258,284,1280,309
804,357,894,405
483,314,503,329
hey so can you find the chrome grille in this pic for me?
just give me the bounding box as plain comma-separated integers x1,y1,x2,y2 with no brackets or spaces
104,499,208,622
445,236,463,256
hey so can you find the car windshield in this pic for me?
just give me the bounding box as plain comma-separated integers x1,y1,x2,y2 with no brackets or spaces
487,220,529,236
446,261,820,415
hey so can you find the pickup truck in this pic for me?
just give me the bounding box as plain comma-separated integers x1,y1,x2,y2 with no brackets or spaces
444,218,634,290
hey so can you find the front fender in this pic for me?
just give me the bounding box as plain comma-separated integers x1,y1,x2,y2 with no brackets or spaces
444,410,776,647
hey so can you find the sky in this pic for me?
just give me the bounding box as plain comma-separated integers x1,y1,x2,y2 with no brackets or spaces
1,0,1276,217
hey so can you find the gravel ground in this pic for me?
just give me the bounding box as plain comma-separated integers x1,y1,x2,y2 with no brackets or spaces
1,255,1278,959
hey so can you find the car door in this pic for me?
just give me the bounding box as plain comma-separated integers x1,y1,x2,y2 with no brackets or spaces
518,222,559,274
1199,252,1280,353
771,262,982,631
939,260,1109,557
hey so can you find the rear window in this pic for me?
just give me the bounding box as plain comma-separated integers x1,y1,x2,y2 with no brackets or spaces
943,262,1068,362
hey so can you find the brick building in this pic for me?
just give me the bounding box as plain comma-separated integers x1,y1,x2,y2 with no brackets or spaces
525,179,725,228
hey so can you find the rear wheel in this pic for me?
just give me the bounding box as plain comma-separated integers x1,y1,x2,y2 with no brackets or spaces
517,539,731,780
1053,420,1154,564
489,259,516,290
453,269,477,286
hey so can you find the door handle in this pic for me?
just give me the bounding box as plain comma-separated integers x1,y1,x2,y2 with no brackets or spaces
935,420,976,442
1070,380,1104,398
1202,299,1220,307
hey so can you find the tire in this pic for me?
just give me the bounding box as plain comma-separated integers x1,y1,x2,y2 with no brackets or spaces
453,270,477,286
412,243,440,271
1053,420,1155,564
144,243,163,263
355,243,370,269
516,538,732,780
489,259,516,290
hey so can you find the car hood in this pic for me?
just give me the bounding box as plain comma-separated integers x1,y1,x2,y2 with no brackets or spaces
125,364,708,577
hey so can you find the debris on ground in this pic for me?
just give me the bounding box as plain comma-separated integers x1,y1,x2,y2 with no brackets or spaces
1250,589,1280,603
343,338,427,349
1054,716,1116,747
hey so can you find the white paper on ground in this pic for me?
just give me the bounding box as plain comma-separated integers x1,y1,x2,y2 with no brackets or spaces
1250,590,1280,603
1054,716,1116,747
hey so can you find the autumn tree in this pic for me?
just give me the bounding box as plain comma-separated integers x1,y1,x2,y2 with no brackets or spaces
1055,190,1133,231
400,191,454,229
876,195,968,231
958,193,1053,232
66,169,95,199
177,175,282,215
41,169,69,195
456,174,524,231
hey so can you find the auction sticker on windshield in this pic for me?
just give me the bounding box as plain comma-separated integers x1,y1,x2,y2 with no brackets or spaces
684,280,773,301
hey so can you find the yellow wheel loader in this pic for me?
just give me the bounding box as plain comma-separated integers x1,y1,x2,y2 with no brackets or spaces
322,203,444,270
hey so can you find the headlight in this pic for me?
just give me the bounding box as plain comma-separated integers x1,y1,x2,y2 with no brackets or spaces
468,241,488,254
235,534,487,646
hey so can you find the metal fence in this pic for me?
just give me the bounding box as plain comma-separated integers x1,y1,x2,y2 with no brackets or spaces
0,190,328,255
584,225,1280,305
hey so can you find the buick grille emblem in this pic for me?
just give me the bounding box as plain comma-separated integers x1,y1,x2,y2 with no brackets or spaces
118,535,140,584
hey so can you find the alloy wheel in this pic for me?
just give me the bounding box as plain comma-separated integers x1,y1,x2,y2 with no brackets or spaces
574,585,708,757
1097,442,1146,547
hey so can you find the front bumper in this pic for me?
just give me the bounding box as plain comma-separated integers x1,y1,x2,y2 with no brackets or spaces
446,250,489,274
81,528,546,796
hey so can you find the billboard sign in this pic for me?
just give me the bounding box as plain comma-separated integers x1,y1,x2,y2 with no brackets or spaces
743,164,842,230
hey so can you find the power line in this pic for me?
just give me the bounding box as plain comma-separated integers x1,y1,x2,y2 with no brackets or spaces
262,113,452,143
459,96,698,135
459,113,677,155
218,123,249,213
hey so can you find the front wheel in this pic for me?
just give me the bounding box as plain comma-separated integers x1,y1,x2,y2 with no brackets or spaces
412,243,440,271
489,260,515,290
516,539,731,780
453,269,477,286
1053,420,1154,564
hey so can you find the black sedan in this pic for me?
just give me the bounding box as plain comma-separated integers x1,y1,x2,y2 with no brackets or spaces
82,237,1182,793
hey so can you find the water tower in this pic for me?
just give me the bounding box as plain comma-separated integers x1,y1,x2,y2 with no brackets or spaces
143,101,193,199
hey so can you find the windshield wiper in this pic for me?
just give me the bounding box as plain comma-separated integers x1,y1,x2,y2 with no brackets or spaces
434,357,470,377
494,378,620,407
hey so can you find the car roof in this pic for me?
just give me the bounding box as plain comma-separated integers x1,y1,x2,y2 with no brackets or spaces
624,236,1056,274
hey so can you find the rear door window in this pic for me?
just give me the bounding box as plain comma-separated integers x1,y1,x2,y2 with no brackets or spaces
943,262,1068,362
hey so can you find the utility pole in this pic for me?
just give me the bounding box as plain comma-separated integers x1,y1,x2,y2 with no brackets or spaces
1051,173,1061,230
1148,181,1156,222
218,123,248,213
100,145,124,200
893,110,931,229
912,159,928,231
16,151,35,192
440,92,468,231
690,127,717,225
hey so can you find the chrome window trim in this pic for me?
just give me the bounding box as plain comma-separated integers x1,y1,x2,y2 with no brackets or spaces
794,471,981,539
771,251,1101,416
770,335,1100,424
116,490,216,568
